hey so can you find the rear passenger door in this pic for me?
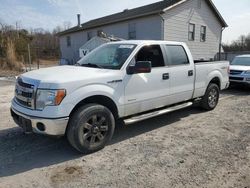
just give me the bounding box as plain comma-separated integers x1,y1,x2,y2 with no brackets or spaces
124,44,171,116
163,45,195,104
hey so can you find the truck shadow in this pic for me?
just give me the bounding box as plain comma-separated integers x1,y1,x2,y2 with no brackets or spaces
0,107,206,177
221,84,250,96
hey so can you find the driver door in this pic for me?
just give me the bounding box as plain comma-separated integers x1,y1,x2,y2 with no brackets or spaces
123,44,171,116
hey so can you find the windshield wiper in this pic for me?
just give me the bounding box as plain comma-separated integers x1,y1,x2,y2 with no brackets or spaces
81,63,103,69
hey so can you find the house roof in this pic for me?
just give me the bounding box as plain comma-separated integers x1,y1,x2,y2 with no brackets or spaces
57,0,227,36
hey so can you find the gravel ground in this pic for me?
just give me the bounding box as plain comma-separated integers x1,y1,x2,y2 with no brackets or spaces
0,80,249,188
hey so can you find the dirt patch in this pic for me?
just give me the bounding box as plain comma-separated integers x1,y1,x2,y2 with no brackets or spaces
50,166,84,187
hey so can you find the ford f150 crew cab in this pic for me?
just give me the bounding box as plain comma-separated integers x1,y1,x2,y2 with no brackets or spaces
11,40,230,153
229,55,250,86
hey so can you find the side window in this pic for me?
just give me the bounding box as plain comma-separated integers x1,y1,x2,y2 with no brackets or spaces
165,45,189,66
135,45,165,68
188,23,195,41
66,36,71,47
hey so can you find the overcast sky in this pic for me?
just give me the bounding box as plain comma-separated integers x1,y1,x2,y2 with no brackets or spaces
0,0,249,43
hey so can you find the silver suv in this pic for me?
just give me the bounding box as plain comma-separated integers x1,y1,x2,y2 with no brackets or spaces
229,55,250,86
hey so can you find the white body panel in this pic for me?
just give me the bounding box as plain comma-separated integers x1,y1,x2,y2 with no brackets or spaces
194,61,229,97
11,40,229,123
124,67,171,116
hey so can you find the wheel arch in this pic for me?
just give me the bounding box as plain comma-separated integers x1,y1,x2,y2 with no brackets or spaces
69,95,119,120
208,77,221,90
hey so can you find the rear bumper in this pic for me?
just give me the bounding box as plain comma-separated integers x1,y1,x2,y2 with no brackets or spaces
11,108,69,136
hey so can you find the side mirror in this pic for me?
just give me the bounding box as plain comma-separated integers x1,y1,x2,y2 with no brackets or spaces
127,61,152,75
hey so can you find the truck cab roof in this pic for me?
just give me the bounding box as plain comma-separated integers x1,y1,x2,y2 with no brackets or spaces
235,54,250,58
109,40,186,46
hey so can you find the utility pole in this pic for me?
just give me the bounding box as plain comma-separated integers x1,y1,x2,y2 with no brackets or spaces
28,44,31,71
16,21,19,39
241,36,244,51
36,47,40,69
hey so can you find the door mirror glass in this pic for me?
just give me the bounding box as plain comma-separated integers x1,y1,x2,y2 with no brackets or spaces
127,61,151,75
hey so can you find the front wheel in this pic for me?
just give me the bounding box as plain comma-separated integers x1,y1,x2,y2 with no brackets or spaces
200,83,220,110
67,104,115,154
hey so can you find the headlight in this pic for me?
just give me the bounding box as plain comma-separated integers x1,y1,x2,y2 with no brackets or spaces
244,70,250,75
36,89,66,110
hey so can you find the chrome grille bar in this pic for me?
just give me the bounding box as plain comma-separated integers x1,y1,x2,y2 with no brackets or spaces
15,78,35,109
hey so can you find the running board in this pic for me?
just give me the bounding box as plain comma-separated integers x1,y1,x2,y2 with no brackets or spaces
124,102,193,125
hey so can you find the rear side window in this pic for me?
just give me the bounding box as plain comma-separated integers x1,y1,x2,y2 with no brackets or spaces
136,45,165,68
165,45,189,66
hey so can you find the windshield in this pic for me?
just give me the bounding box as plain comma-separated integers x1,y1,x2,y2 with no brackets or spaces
231,57,250,66
77,43,137,69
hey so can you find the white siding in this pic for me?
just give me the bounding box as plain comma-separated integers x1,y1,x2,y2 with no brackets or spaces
162,0,222,60
59,15,162,63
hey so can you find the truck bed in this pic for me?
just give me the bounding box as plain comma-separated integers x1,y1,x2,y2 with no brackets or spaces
193,61,229,98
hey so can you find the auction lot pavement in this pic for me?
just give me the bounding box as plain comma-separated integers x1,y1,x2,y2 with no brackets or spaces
0,80,249,188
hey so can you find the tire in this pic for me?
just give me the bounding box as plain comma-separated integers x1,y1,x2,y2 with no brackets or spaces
67,104,115,154
200,83,220,111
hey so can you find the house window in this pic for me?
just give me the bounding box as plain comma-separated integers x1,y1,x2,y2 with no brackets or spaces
188,23,195,41
197,0,201,9
200,26,206,42
128,23,136,39
66,36,71,47
87,31,93,41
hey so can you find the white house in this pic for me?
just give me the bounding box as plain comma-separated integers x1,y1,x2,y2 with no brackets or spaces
57,0,227,64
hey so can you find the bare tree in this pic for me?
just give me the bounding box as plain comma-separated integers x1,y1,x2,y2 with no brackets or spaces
223,33,250,52
63,21,72,30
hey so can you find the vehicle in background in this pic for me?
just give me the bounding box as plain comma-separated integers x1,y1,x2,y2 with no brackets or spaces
229,55,250,86
11,40,230,154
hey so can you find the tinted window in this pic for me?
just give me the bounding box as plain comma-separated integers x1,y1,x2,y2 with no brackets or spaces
165,45,189,66
136,45,165,68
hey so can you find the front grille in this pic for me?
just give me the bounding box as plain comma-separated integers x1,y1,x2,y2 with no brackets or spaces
230,70,243,75
229,77,244,81
17,78,33,88
16,98,32,107
15,78,35,109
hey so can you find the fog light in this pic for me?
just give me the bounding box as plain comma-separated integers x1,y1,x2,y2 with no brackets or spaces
37,122,45,131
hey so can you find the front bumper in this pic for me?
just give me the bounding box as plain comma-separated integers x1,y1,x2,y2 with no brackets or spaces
11,108,69,136
229,75,250,85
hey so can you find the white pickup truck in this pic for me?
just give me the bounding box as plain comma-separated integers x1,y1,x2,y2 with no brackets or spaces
11,40,229,153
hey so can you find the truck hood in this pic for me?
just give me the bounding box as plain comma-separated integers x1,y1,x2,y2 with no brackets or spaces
230,65,250,71
20,66,121,88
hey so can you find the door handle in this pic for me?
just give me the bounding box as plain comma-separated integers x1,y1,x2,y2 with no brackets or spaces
188,70,194,76
162,73,169,80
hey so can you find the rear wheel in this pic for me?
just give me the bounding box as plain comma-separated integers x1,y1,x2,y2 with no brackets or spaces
200,83,220,110
67,104,115,154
